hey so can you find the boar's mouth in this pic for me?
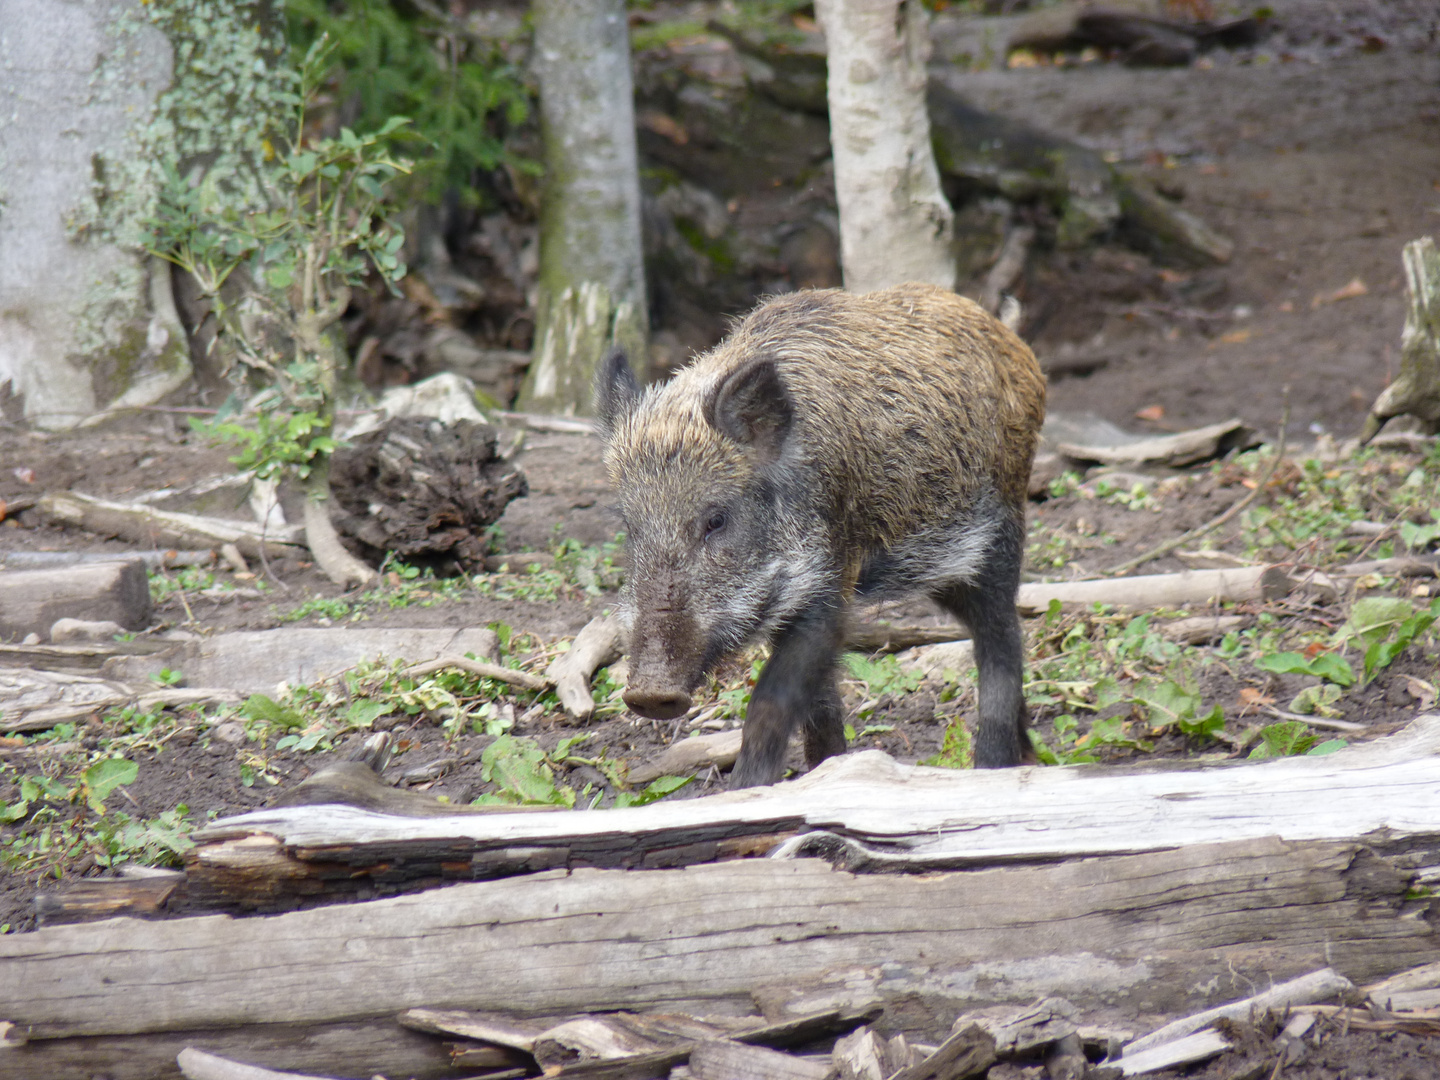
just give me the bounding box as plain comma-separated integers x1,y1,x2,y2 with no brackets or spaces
621,606,716,721
623,685,694,721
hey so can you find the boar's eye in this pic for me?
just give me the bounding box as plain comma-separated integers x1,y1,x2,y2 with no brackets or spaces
703,508,729,539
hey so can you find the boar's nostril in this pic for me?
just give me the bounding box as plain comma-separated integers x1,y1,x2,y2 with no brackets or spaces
624,688,693,720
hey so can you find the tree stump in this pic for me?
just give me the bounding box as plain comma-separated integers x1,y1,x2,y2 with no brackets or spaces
329,418,528,572
1362,236,1440,441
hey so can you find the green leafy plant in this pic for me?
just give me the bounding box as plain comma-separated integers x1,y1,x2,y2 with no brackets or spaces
1248,722,1346,760
613,775,694,808
1400,510,1440,551
921,718,973,769
286,0,531,202
148,36,413,589
1255,650,1356,688
1340,597,1440,683
1131,678,1225,740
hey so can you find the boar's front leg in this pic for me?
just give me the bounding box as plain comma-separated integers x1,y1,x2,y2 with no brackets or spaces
729,597,848,789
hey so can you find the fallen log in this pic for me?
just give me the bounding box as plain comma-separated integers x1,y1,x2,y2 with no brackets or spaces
1054,417,1252,468
168,714,1440,908
37,491,304,560
0,560,151,640
1,668,241,734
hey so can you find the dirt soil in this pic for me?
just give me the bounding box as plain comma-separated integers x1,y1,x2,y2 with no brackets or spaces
2,3,1440,1074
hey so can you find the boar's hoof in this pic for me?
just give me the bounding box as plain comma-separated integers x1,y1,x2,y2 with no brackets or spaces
623,688,693,720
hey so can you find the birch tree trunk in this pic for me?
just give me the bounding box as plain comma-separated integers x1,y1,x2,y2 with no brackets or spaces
1361,237,1440,442
815,0,955,294
519,0,648,417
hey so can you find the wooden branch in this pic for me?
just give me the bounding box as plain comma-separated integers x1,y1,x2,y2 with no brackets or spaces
1116,1030,1229,1076
690,1041,828,1080
0,1018,461,1080
628,730,742,784
845,623,970,652
888,1025,994,1080
1015,565,1295,615
32,871,182,925
2,668,241,735
402,654,551,693
1121,968,1353,1058
37,492,304,559
548,616,626,721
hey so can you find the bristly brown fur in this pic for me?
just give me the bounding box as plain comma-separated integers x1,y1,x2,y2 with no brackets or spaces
599,282,1046,785
604,284,1045,564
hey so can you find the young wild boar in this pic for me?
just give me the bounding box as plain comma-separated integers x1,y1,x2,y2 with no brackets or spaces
596,282,1046,788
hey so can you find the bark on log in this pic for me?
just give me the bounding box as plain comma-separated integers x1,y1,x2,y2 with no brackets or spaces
37,492,304,560
0,560,151,640
815,0,955,292
171,715,1440,908
1362,237,1440,441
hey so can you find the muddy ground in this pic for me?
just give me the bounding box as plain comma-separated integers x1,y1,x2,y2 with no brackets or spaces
2,4,1440,1077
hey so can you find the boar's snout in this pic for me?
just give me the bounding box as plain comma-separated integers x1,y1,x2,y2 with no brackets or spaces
623,686,693,720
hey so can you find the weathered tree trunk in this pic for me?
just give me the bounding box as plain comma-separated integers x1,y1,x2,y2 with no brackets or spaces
0,0,284,430
519,0,648,416
814,0,955,293
1362,237,1440,442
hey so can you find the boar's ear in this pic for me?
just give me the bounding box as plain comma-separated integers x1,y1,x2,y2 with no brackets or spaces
594,347,641,436
704,356,793,464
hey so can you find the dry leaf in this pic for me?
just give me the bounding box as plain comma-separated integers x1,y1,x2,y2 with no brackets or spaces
1135,404,1166,422
1312,278,1369,308
1239,687,1275,710
1220,328,1252,344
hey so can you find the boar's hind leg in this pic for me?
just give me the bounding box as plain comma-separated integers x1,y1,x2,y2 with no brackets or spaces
932,530,1029,768
729,600,847,789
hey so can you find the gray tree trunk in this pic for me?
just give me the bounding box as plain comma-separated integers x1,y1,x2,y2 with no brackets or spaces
815,0,955,294
1362,236,1440,441
0,0,285,431
0,0,189,429
519,0,648,416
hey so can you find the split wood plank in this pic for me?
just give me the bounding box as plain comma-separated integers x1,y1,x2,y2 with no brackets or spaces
4,834,1436,1045
185,715,1440,884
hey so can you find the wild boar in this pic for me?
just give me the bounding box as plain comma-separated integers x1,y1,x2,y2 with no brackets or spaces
595,282,1046,787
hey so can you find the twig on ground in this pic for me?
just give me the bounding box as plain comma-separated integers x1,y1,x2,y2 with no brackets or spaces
1105,391,1290,576
402,654,552,693
1258,705,1368,734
